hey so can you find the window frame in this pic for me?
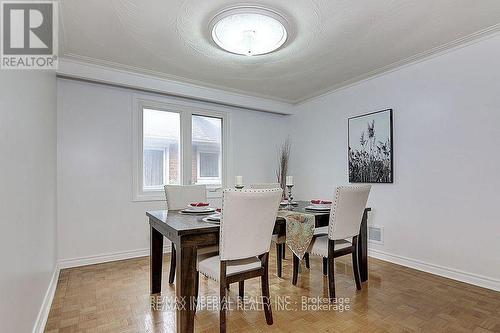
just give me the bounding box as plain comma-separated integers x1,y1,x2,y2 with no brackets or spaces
133,97,229,201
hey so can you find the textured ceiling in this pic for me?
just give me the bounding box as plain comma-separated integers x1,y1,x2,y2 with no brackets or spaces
60,0,500,103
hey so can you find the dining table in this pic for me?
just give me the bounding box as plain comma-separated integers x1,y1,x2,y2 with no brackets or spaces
146,201,371,333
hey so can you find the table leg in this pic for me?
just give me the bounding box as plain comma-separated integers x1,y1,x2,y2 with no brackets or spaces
150,225,164,294
176,242,197,333
358,210,368,282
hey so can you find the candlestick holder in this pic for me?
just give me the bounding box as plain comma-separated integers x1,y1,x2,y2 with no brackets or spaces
286,184,294,210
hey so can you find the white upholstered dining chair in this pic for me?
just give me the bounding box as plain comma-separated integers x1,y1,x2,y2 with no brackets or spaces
293,185,371,301
164,185,219,284
249,183,286,277
196,188,282,333
164,184,206,210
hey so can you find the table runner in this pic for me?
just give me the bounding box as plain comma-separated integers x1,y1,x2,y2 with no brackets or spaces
277,210,315,260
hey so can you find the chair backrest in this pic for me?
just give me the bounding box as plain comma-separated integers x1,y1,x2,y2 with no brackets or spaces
328,185,371,240
249,183,281,189
164,185,207,210
220,188,282,261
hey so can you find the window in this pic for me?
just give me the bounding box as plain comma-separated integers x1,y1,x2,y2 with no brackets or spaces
133,99,228,201
142,109,180,190
193,115,222,185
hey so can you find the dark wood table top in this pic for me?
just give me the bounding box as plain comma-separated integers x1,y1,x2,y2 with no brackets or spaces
146,201,336,236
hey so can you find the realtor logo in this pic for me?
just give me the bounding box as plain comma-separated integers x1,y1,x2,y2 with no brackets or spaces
1,1,58,69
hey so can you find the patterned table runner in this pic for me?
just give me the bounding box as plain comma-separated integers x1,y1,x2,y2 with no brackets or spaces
277,210,315,260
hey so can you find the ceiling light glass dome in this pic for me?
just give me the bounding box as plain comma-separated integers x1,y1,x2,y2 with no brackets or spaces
210,6,288,56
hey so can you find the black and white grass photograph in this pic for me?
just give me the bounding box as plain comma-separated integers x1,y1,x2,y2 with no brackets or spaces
348,109,393,183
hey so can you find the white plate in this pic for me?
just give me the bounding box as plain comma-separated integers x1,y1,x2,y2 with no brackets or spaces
206,213,221,220
305,205,331,211
280,201,298,206
185,205,213,211
312,204,331,209
181,207,216,214
202,217,220,224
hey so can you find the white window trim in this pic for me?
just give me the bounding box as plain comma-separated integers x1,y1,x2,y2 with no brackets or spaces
132,96,229,202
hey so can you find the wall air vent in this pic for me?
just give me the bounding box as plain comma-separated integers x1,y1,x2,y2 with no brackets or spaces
368,225,384,244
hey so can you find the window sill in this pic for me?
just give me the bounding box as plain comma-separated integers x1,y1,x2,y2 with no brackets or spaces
134,186,223,201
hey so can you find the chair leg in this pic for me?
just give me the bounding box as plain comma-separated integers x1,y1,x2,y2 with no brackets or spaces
168,243,176,284
282,244,286,259
239,281,245,300
323,257,328,276
261,253,273,325
276,243,283,278
328,240,336,302
292,254,299,285
304,252,310,269
194,271,199,313
352,236,362,290
220,262,227,333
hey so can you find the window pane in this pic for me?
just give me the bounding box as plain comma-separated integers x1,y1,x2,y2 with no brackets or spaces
143,109,180,190
144,149,164,188
200,152,219,177
192,115,222,185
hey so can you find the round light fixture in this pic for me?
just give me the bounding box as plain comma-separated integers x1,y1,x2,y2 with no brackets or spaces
209,6,289,56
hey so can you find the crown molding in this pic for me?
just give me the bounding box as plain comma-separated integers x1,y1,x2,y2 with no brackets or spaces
61,53,296,105
57,56,295,115
58,23,500,110
293,23,500,105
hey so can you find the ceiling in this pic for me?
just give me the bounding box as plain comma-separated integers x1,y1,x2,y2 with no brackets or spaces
60,0,500,103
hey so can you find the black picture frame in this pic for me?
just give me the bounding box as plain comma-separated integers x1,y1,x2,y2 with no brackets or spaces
348,109,393,183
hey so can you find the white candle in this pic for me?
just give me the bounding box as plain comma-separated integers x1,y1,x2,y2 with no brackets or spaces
286,175,294,186
235,176,243,186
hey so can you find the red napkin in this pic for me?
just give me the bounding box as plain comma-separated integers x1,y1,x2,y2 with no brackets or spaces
190,202,209,207
216,208,222,213
311,200,332,204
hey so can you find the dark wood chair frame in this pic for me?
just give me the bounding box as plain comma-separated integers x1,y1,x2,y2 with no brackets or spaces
275,243,287,277
276,242,312,278
292,235,362,301
195,252,273,333
175,242,291,282
175,243,285,284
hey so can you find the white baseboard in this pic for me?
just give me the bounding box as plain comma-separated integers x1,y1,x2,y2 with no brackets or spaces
369,248,500,292
58,245,171,269
35,246,172,332
33,264,60,333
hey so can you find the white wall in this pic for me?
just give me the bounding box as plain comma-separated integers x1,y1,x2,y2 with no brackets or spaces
0,71,57,332
57,79,290,264
290,34,500,289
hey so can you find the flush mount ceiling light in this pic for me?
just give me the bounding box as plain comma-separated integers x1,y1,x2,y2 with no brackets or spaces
209,6,289,56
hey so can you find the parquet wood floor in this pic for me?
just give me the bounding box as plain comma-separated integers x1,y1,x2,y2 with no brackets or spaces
45,250,500,333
